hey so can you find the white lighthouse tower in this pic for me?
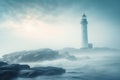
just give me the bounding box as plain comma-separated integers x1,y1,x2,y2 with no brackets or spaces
81,14,89,48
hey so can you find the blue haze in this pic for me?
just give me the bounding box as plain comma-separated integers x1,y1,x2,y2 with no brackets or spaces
0,0,120,55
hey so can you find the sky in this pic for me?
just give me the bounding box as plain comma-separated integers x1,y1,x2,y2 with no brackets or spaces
0,0,120,56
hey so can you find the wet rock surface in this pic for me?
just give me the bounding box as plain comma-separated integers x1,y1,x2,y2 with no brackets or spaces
0,70,18,80
0,61,66,80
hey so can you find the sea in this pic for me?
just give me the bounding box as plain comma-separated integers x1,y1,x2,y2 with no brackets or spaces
16,52,120,80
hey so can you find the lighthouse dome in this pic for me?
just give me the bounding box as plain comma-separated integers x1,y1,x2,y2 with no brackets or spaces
82,13,87,19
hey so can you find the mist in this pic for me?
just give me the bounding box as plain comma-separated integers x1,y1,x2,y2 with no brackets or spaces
0,0,120,80
3,48,119,80
0,0,120,56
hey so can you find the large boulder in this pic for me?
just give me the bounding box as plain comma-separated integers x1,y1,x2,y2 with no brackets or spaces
0,70,18,80
0,62,66,79
0,65,66,79
19,67,66,78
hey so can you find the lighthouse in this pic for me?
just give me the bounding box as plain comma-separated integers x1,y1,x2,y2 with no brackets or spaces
81,14,89,48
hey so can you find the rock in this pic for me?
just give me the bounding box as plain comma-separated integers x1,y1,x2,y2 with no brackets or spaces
3,48,62,63
0,64,30,71
0,70,18,80
18,67,66,78
0,61,8,67
0,62,66,79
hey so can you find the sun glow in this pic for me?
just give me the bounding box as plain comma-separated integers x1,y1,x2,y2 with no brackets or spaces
3,14,66,42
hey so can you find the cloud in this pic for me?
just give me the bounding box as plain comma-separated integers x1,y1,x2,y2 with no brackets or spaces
0,0,82,43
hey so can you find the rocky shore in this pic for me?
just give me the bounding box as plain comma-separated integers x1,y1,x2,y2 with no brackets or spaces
0,61,66,80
